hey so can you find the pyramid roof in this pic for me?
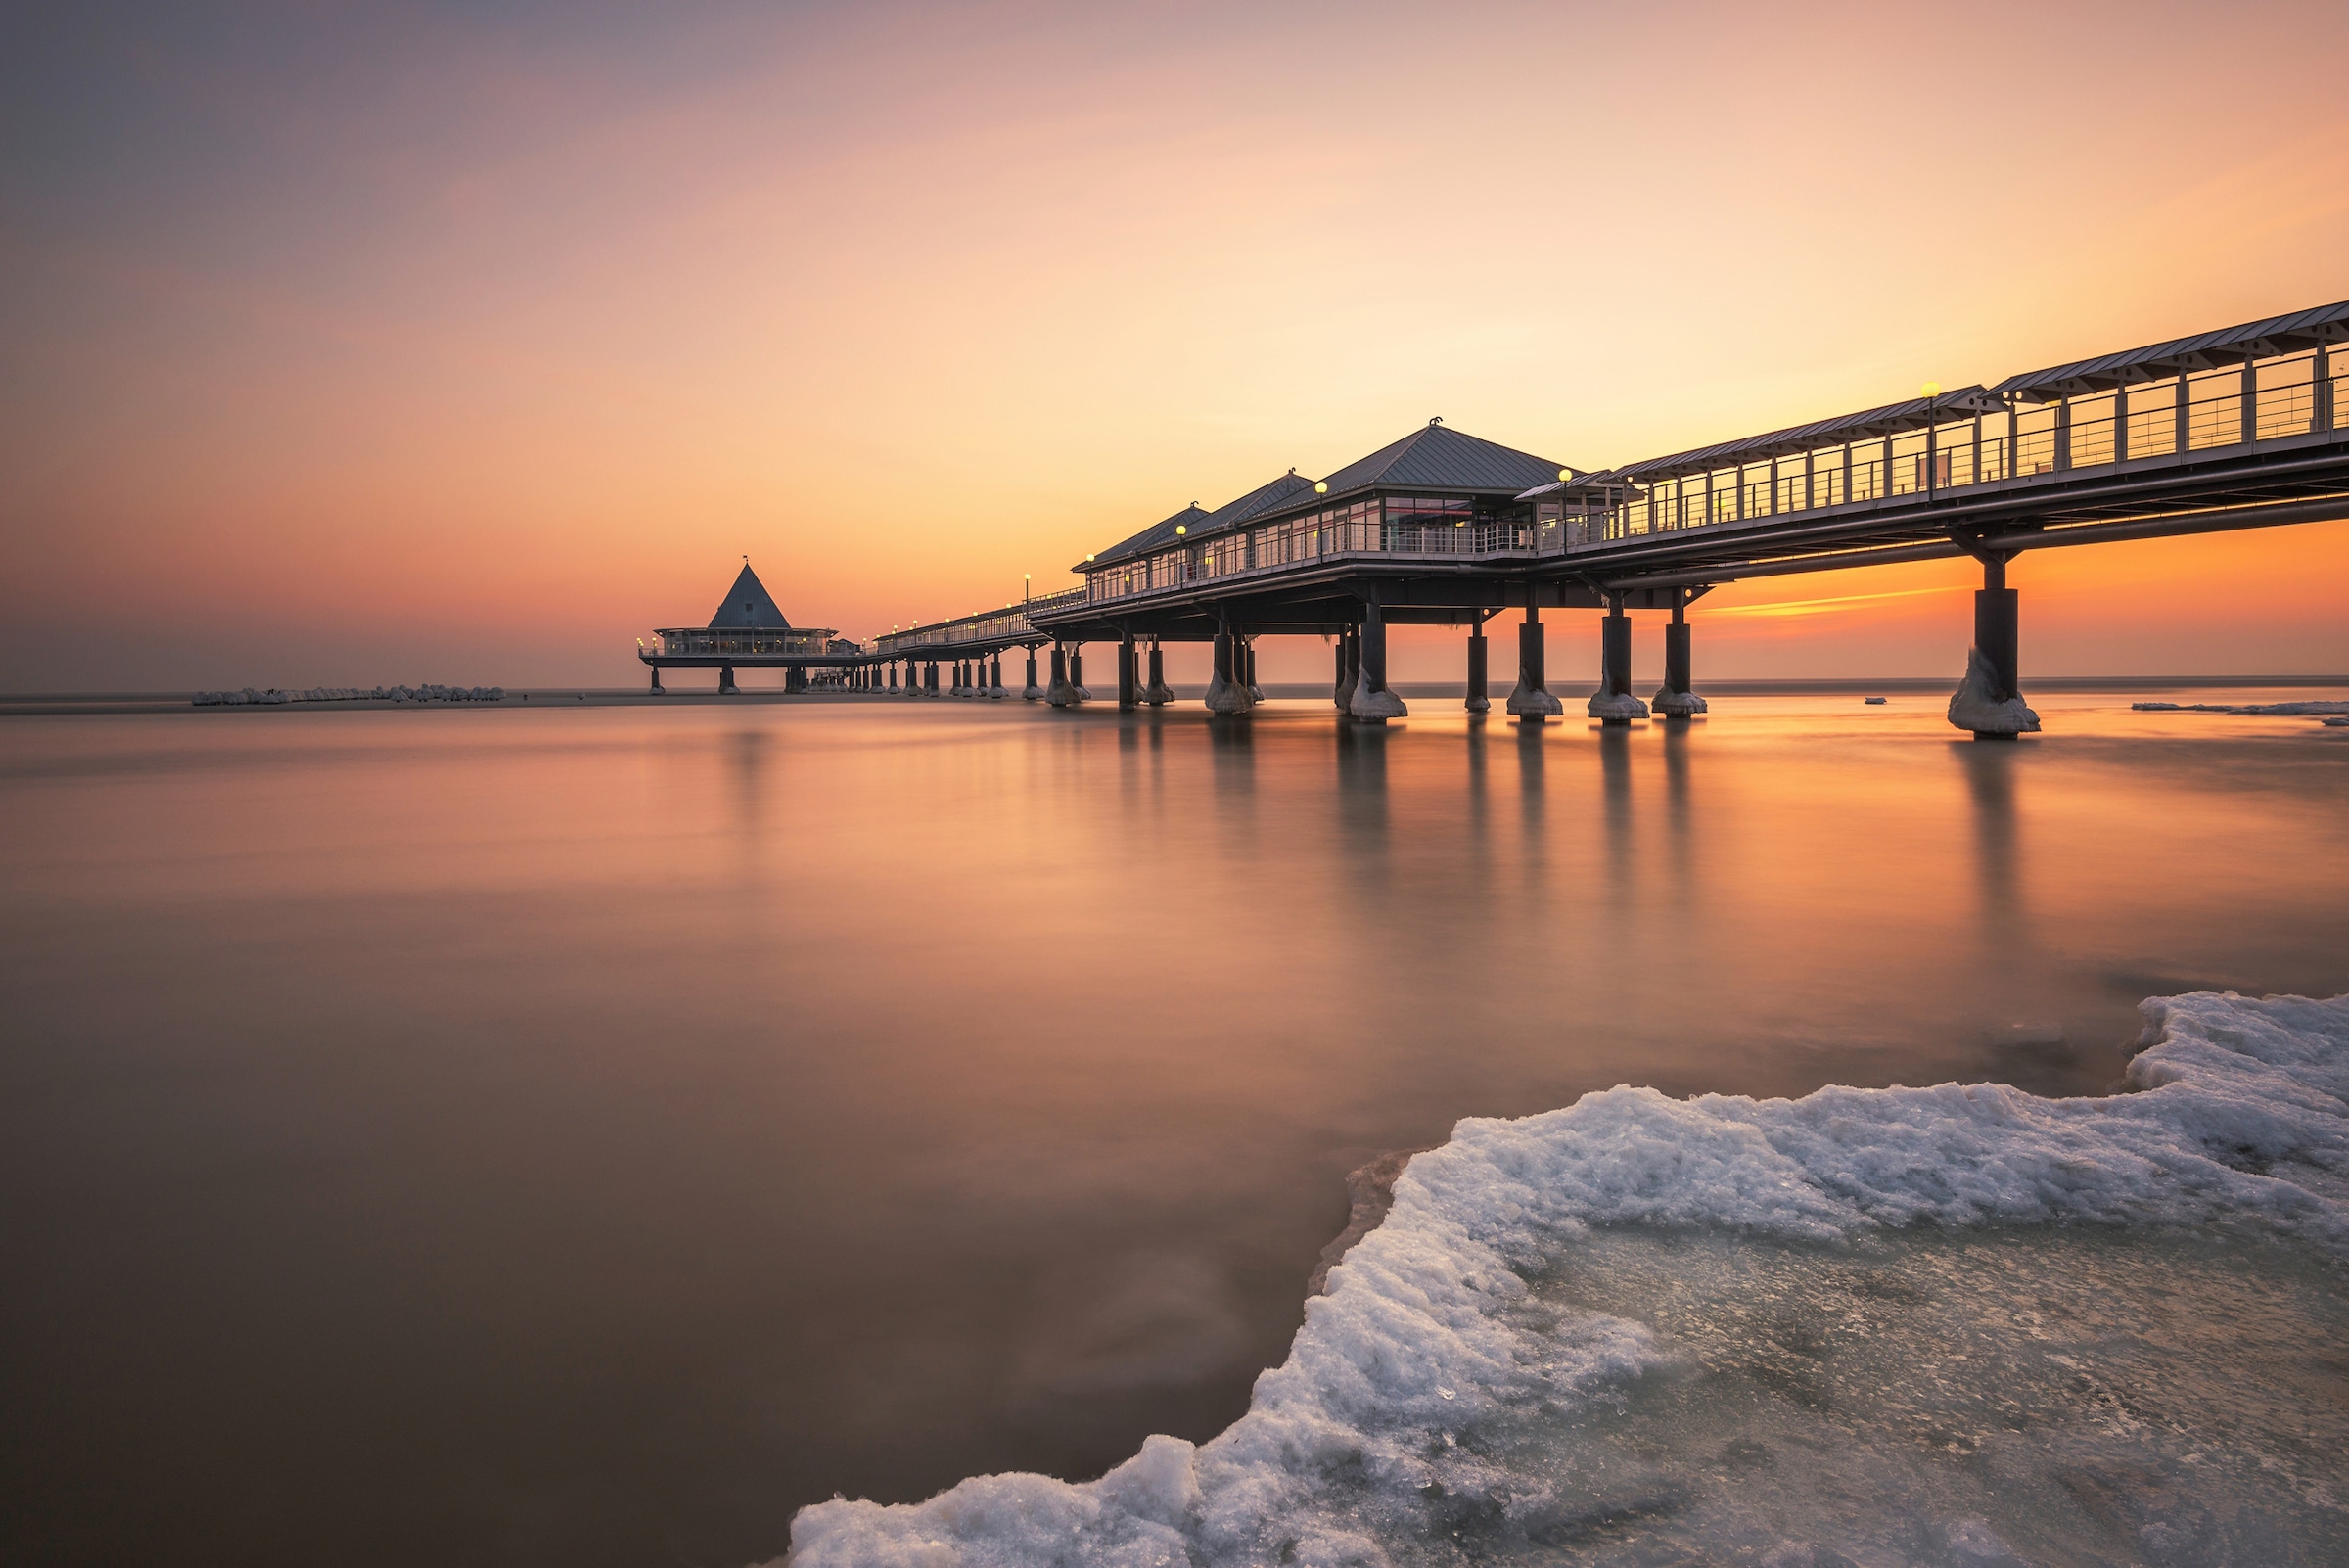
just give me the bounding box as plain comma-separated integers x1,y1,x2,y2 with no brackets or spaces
1317,421,1567,499
707,563,793,629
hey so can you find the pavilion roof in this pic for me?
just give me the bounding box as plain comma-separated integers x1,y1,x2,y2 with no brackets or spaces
707,563,793,629
1316,420,1567,499
1088,503,1212,570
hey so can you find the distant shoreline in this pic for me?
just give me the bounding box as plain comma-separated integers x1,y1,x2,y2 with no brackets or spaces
5,673,2347,718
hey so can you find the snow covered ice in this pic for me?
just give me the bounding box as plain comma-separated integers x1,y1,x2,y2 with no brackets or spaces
787,991,2349,1567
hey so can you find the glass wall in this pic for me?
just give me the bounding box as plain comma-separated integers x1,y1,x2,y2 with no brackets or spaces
1082,493,1560,603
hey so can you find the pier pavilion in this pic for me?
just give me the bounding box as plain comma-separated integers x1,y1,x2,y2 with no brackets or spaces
638,562,861,694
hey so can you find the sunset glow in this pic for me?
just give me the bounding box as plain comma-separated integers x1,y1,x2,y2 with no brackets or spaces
5,1,2347,688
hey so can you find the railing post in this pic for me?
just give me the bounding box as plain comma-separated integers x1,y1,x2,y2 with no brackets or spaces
2054,399,2071,472
2317,346,2335,434
2242,356,2258,445
2114,383,2130,463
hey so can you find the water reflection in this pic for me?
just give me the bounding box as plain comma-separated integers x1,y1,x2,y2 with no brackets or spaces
3,698,2345,1568
1958,739,2023,945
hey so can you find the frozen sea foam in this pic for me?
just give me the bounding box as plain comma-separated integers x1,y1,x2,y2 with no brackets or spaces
787,992,2349,1567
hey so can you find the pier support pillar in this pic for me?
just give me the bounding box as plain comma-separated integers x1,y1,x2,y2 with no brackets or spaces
1070,645,1091,702
787,666,806,694
990,653,1005,698
1948,554,2039,738
1047,644,1078,707
1335,627,1362,714
888,662,898,691
1205,625,1253,714
1145,642,1171,705
1507,591,1562,721
1465,623,1490,714
718,664,738,695
1118,635,1138,709
1333,631,1352,711
1024,646,1043,701
926,661,939,696
1589,592,1649,722
649,666,664,695
1653,593,1708,715
1349,598,1407,722
1244,637,1263,703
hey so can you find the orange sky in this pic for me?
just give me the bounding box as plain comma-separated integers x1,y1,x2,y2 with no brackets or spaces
4,0,2346,690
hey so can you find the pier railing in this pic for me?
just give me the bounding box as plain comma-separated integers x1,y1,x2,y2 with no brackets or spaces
874,591,1082,655
1590,346,2344,545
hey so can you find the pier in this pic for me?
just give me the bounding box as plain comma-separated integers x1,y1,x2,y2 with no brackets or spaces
661,300,2349,736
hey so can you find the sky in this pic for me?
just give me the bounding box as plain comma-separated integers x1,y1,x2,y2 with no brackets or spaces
4,0,2346,691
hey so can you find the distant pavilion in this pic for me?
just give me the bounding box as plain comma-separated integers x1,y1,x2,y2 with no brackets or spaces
639,563,858,694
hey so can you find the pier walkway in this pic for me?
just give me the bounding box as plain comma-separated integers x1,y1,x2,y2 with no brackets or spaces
673,300,2349,735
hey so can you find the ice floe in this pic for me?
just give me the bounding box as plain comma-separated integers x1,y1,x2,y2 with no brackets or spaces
787,990,2349,1567
2133,700,2349,721
192,684,504,707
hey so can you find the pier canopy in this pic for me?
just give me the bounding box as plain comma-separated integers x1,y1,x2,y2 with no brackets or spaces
1598,388,2000,487
1992,300,2349,403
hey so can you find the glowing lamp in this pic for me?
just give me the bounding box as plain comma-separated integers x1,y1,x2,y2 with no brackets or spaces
1921,381,1941,397
1175,525,1187,535
1313,482,1328,494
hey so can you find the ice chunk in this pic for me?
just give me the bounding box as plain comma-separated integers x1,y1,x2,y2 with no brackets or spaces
790,992,2349,1566
1946,648,2038,734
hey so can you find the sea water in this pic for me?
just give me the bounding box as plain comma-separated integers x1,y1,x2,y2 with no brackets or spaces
1,687,2344,1567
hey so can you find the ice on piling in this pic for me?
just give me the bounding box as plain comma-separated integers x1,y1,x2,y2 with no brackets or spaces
787,990,2349,1567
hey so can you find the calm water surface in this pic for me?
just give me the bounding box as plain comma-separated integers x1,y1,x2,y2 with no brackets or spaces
3,690,2345,1567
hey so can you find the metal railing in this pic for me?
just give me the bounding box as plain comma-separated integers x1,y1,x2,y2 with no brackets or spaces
874,591,1081,655
1072,514,1584,612
1595,346,2343,544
